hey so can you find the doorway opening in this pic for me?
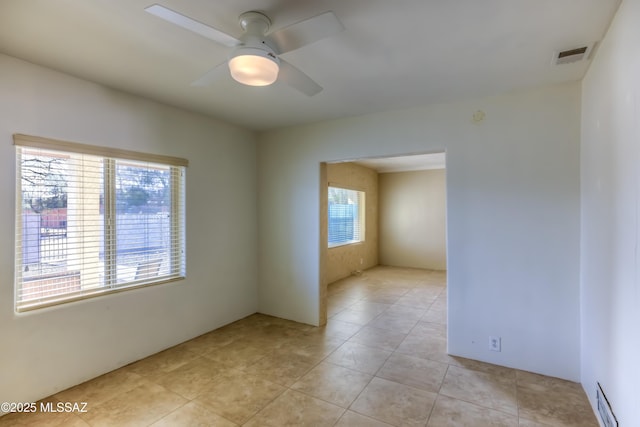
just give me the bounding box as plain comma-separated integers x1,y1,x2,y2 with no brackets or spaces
319,152,447,325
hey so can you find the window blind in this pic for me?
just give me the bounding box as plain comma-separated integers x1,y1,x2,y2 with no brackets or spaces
14,135,187,312
328,186,364,247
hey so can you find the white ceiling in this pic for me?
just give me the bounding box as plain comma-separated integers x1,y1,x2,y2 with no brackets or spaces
0,0,620,131
354,153,446,173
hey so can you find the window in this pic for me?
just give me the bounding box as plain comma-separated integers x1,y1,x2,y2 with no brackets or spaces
14,134,187,312
328,186,365,247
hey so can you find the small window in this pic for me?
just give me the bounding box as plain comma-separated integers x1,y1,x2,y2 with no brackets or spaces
328,186,365,247
14,134,187,312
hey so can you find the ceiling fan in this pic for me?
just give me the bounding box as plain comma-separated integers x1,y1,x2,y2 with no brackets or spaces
145,4,344,96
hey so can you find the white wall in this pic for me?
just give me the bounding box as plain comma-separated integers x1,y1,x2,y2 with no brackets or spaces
379,169,447,270
580,0,640,424
0,54,258,405
257,82,581,380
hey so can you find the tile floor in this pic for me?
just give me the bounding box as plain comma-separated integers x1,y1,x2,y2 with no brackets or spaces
0,266,598,426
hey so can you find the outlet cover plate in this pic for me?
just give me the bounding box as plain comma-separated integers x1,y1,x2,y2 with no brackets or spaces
489,336,501,352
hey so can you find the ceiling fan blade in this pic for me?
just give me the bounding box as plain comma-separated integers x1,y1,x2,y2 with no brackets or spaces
269,11,344,54
191,61,228,87
145,4,240,47
278,59,322,96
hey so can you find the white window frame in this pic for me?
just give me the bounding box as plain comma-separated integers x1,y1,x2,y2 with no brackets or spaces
14,134,188,312
328,185,365,248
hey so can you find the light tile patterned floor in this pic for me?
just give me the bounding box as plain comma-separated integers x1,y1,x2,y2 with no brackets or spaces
0,266,598,426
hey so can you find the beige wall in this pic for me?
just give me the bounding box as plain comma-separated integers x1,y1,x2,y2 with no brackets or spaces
379,169,446,270
325,162,378,284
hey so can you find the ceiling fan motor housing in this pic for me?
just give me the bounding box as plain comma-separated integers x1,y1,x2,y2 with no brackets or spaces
235,10,279,59
228,11,281,86
239,11,271,35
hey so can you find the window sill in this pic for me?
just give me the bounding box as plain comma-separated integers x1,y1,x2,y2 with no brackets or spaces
15,276,185,313
328,240,363,249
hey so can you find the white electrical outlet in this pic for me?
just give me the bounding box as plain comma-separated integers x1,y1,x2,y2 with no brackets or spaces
489,336,501,352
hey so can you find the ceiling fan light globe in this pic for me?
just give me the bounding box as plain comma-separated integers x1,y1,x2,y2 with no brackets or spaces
229,49,279,86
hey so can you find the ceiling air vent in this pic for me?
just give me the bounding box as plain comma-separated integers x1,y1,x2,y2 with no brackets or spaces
553,43,596,65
